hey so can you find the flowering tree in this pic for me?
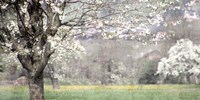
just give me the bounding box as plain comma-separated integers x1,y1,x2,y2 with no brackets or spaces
157,39,200,83
0,0,97,99
83,0,178,41
0,0,199,99
47,28,86,89
0,1,60,99
84,0,199,42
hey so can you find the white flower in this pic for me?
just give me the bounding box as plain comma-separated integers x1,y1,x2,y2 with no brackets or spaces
1,3,8,9
157,39,200,76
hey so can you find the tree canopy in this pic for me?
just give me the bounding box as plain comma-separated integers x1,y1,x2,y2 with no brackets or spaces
157,39,200,77
1,0,200,100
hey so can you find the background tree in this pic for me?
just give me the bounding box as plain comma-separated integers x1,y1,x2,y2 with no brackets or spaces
0,54,4,72
1,0,199,99
157,39,200,84
46,28,86,89
137,50,162,84
0,52,23,81
101,59,127,85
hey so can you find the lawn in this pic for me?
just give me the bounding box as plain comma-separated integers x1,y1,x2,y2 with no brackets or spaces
0,85,200,100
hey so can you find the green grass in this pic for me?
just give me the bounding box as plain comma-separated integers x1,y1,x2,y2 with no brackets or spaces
0,85,200,100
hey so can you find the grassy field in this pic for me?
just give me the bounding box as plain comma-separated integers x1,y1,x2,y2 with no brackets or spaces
0,85,200,100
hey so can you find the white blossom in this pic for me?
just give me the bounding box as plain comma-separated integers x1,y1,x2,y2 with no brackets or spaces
157,39,200,77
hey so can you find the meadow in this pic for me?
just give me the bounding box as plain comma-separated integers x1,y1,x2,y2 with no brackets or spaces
0,85,200,100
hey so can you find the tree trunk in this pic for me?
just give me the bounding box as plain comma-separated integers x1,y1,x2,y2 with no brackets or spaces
182,73,191,84
50,78,60,89
17,42,54,100
186,74,191,84
157,74,166,84
28,74,44,100
47,64,60,89
195,75,200,84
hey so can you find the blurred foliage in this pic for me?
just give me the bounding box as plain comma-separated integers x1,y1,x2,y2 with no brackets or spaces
138,60,159,84
101,59,128,85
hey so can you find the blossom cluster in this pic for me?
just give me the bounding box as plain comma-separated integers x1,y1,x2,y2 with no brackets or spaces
157,39,200,77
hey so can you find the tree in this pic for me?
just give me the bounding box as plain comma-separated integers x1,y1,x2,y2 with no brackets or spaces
47,35,86,89
0,0,199,99
101,59,127,85
0,0,95,100
157,39,200,84
95,0,199,43
137,50,161,84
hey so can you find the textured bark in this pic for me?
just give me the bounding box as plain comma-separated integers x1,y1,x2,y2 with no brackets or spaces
1,1,62,100
17,43,53,100
28,74,44,100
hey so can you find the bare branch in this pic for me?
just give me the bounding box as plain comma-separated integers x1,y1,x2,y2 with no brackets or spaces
61,9,93,40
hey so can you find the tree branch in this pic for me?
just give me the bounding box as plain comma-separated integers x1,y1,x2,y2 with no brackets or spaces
61,9,93,40
13,2,29,35
17,54,33,72
34,42,55,79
